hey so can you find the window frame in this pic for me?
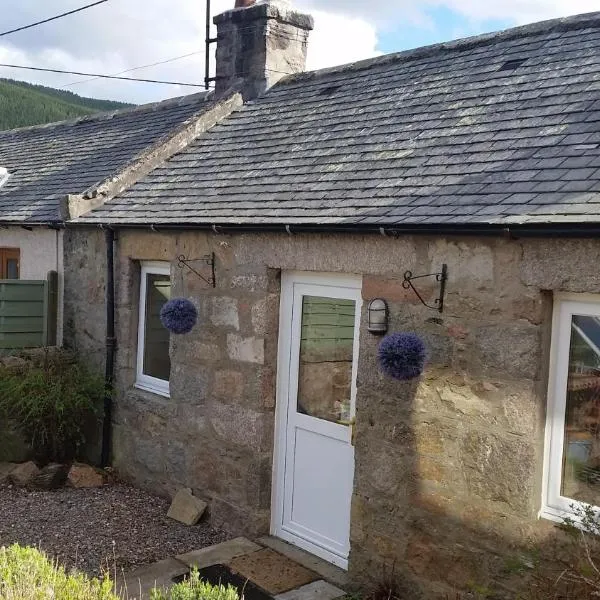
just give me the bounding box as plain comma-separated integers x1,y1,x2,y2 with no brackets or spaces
135,262,171,398
0,248,20,279
542,293,600,523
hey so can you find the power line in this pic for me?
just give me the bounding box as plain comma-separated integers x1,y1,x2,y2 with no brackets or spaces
0,63,204,87
62,50,205,88
0,0,109,37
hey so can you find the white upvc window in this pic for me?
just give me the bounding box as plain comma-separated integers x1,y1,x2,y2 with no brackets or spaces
136,262,171,397
542,294,600,522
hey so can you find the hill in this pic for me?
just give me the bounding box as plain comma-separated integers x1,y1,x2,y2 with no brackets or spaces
0,78,134,131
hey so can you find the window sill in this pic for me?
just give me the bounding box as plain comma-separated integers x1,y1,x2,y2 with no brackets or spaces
134,381,170,399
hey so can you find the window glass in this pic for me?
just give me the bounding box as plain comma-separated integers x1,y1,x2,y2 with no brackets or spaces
562,315,600,505
297,295,356,423
0,248,19,279
5,258,18,279
142,273,171,381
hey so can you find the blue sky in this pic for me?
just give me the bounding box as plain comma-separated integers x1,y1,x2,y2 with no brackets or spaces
0,0,597,103
377,7,514,54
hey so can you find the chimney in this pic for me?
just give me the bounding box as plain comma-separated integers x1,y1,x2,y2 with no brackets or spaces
214,0,314,100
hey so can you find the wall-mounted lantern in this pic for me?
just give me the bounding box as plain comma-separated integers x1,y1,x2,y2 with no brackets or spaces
367,298,389,335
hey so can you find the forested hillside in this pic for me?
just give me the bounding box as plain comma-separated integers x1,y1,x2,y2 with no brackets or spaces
0,78,133,130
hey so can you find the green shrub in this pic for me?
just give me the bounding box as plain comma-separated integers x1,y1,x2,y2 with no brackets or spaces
0,350,104,463
523,504,600,599
150,569,240,600
0,544,118,600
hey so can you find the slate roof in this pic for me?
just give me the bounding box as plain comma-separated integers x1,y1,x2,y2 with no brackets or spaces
0,92,210,223
81,12,600,227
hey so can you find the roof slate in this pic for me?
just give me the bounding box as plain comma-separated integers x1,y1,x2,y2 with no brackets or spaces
0,92,210,223
70,12,600,226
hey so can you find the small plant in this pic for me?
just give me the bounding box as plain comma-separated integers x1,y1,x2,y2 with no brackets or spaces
0,350,104,463
524,503,600,599
0,544,118,600
150,568,240,600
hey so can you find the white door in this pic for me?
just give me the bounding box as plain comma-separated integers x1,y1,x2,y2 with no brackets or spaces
272,272,362,570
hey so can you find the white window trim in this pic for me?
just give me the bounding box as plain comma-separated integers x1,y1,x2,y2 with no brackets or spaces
135,262,171,398
541,293,600,523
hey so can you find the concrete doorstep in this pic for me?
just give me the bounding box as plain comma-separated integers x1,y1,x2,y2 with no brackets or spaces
121,537,347,600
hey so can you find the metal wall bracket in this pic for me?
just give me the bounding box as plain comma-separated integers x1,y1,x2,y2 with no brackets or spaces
402,264,448,313
176,253,216,288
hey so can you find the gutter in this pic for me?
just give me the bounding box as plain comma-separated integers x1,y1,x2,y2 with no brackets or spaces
67,221,600,239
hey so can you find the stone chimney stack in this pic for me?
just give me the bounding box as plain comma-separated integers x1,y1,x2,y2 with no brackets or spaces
214,0,314,100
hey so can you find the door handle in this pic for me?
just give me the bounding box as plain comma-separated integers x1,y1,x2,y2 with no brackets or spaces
336,417,357,446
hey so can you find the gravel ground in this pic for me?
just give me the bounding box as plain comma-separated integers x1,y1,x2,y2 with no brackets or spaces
0,482,229,576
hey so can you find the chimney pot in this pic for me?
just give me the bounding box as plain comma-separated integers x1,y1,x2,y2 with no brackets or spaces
214,0,314,101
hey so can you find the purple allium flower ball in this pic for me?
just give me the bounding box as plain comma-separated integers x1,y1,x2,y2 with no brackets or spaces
160,298,197,334
378,332,427,381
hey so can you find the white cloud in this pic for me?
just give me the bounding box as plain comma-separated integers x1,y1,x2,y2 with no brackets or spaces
0,0,598,105
0,0,380,104
302,0,599,25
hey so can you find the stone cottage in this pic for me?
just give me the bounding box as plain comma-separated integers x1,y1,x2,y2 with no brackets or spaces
64,3,600,596
0,92,238,346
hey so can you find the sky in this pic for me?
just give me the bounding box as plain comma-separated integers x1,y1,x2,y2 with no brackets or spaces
0,0,598,105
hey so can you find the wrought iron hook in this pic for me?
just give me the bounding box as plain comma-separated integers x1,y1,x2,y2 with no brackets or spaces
176,253,216,288
402,264,448,313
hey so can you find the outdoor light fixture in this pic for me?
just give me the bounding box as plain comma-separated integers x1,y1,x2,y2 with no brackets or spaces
367,298,389,335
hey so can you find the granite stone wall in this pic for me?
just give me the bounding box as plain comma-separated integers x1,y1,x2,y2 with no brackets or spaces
63,229,600,595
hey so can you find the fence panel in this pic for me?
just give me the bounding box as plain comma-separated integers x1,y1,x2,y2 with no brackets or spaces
0,271,57,349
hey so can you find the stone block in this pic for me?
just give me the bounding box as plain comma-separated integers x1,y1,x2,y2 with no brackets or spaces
474,322,541,378
167,488,207,525
120,557,190,599
31,463,69,490
209,401,272,450
67,463,106,488
176,537,261,568
0,356,28,371
230,273,269,292
362,276,417,303
274,580,346,600
251,298,267,335
461,431,536,516
8,461,40,486
210,297,239,329
227,333,264,364
214,370,244,401
0,462,16,484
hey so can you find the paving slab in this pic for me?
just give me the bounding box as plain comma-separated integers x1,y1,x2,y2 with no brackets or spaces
119,557,189,600
274,580,346,600
176,536,261,569
257,536,348,589
228,548,319,595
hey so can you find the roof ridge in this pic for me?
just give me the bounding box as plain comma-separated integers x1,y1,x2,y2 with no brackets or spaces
0,90,212,136
280,10,600,86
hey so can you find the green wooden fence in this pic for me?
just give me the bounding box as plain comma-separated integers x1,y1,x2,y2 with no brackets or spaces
0,271,58,350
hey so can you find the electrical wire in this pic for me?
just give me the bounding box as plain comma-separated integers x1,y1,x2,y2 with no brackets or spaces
62,50,206,88
0,63,204,87
0,0,109,37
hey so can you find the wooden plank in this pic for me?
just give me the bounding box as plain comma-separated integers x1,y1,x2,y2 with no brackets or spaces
0,302,44,317
0,332,44,348
0,317,45,333
46,271,58,346
0,283,45,302
0,279,48,349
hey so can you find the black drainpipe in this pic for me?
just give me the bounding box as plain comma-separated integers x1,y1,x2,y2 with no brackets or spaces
101,227,116,468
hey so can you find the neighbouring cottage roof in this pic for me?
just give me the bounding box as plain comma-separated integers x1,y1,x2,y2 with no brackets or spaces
0,92,211,223
81,11,600,228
